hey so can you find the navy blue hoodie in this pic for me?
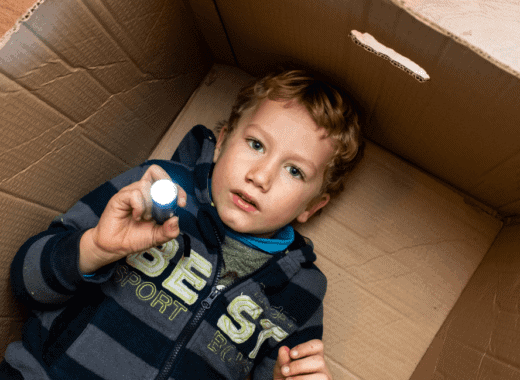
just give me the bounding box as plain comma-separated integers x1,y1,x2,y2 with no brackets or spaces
6,125,327,380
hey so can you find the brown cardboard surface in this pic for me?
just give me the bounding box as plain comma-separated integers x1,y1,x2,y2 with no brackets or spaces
208,0,520,218
152,64,503,379
411,223,520,379
391,0,520,80
0,0,518,378
0,0,213,359
0,71,131,210
186,0,236,66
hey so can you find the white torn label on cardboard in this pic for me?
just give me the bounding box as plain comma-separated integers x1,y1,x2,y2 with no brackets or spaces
350,30,430,82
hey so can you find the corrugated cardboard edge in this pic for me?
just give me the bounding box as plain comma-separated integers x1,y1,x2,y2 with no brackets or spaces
388,0,520,81
350,30,430,82
0,0,44,52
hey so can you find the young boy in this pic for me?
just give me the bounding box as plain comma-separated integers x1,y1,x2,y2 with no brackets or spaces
3,70,362,379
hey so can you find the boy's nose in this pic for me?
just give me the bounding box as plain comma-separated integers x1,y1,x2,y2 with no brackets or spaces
246,159,275,191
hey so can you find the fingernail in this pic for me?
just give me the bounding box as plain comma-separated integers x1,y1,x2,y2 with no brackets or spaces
283,366,290,374
291,350,298,358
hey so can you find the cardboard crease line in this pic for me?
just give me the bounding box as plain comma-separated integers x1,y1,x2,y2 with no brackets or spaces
0,189,61,214
0,122,71,158
143,0,168,48
0,141,76,186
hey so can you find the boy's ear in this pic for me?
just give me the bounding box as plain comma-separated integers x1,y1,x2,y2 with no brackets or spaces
213,127,228,162
296,193,330,223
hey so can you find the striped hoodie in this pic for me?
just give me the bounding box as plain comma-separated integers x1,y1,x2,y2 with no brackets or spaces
6,125,327,380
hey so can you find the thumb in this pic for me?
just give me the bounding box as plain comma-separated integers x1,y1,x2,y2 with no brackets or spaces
273,346,291,379
153,216,181,245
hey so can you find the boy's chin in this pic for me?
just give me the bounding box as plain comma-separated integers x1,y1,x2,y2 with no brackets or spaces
223,221,277,239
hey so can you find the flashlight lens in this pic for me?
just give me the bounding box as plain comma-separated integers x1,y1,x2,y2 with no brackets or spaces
151,180,177,205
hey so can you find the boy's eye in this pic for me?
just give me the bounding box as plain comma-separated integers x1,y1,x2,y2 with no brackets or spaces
247,139,264,152
286,166,304,180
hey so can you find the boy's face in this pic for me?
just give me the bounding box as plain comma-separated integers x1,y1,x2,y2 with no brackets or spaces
211,98,334,238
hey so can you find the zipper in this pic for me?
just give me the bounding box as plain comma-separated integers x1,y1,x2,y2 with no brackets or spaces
155,171,292,379
154,222,224,380
154,229,285,379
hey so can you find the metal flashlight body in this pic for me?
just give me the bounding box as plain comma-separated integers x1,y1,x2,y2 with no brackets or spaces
150,179,178,224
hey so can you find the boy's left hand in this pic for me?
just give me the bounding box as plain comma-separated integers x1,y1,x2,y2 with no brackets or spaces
272,339,332,379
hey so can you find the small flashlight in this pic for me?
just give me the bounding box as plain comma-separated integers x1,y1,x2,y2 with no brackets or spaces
150,179,178,224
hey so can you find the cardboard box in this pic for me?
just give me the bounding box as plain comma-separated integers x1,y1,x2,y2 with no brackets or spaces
1,0,519,379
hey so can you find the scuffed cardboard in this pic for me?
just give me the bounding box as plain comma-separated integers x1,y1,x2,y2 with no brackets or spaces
1,0,520,379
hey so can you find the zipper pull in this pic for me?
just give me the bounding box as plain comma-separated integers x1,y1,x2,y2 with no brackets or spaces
201,287,222,309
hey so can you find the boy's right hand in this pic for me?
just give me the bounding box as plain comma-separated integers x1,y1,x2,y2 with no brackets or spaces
79,165,187,274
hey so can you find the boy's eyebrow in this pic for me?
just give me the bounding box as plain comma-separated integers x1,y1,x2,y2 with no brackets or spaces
246,124,318,174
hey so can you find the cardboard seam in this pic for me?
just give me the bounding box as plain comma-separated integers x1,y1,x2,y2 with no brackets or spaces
149,75,206,159
74,72,187,139
0,189,61,215
211,0,239,66
0,68,81,130
143,0,167,50
458,339,520,375
22,22,132,100
324,354,363,379
473,147,520,190
77,0,151,78
430,315,455,377
504,216,520,226
79,0,165,78
77,131,131,169
0,122,71,158
0,140,76,187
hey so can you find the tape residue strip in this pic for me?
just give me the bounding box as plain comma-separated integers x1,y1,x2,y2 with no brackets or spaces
350,30,430,82
0,0,46,52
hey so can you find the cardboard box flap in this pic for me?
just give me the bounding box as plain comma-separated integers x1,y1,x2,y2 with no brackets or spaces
196,0,520,218
390,0,520,81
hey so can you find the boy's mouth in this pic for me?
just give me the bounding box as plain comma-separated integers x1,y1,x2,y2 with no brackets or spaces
232,192,258,212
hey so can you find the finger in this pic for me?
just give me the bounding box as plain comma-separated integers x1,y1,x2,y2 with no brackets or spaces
152,216,180,245
141,164,172,184
176,185,187,208
115,188,147,221
283,373,329,380
121,183,153,221
273,346,291,378
282,355,327,378
290,339,324,360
